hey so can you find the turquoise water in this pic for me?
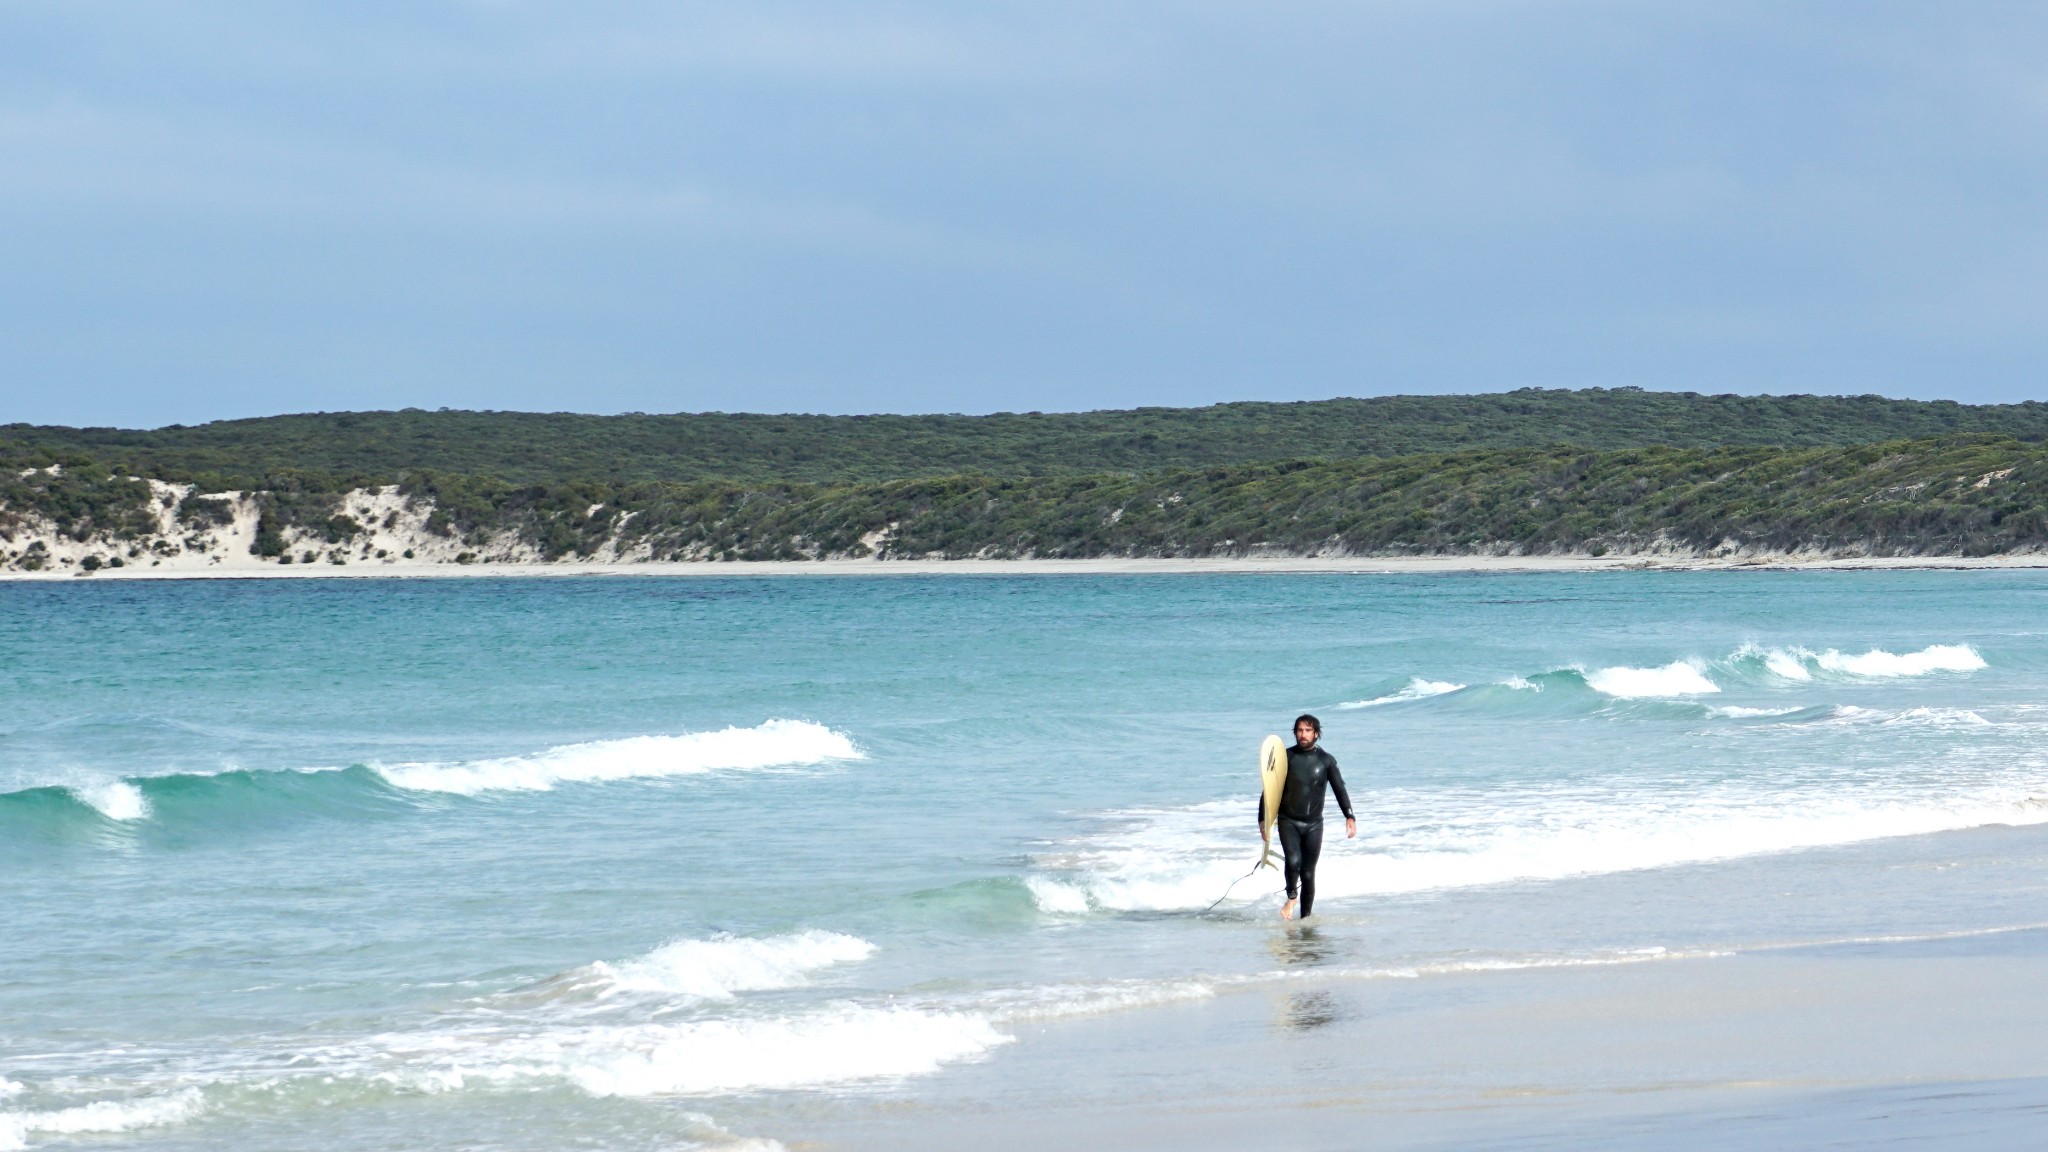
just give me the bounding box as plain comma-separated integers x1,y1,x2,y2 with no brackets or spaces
4,572,2047,1149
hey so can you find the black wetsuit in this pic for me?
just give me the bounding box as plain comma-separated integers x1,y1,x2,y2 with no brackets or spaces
1257,744,1353,918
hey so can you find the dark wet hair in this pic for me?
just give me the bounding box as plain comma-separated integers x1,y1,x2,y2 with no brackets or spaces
1294,713,1321,736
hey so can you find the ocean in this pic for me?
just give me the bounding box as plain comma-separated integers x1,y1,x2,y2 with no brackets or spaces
5,571,2048,1149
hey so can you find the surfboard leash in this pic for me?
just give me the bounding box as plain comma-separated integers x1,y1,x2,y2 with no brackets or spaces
1200,853,1273,916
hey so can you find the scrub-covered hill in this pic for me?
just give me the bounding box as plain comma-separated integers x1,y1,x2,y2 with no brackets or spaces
4,435,2045,573
7,389,2048,488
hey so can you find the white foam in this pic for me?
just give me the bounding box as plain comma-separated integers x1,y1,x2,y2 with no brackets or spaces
1338,678,1464,708
559,1008,1006,1095
1816,644,1987,678
373,721,860,795
70,781,149,821
1708,705,1804,719
1762,647,1813,680
1023,875,1090,914
1034,778,2048,912
1745,642,1986,681
1502,676,1538,691
0,1080,22,1099
1584,660,1719,698
261,968,1231,1108
1821,705,1993,729
977,979,1216,1020
1882,707,1992,728
377,1006,1008,1097
580,931,875,999
1271,946,1712,985
0,1089,203,1150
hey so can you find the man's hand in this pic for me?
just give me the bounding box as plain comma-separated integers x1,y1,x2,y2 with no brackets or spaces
1345,817,1357,839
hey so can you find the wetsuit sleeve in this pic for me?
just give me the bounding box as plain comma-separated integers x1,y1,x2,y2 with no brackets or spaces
1257,792,1265,824
1326,754,1354,820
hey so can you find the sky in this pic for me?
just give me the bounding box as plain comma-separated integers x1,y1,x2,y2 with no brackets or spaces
3,1,2047,427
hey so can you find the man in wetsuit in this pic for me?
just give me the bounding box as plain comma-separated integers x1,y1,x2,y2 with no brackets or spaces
1258,713,1355,920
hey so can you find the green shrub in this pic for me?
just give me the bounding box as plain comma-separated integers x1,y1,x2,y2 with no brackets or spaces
250,508,287,556
176,495,235,527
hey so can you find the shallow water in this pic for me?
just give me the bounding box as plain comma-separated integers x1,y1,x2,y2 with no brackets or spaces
4,571,2047,1149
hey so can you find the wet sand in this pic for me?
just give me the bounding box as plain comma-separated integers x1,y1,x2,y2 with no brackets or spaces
755,930,2048,1150
738,819,2048,1151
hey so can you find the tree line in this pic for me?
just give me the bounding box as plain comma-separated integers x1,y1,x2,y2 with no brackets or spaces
7,434,2044,562
7,389,2048,489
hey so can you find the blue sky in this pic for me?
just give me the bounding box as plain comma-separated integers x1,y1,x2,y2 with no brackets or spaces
3,2,2046,426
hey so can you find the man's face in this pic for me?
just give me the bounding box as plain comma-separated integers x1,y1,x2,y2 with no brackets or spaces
1294,722,1317,746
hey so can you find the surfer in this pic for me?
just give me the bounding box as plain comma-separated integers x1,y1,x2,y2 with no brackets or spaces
1258,714,1355,920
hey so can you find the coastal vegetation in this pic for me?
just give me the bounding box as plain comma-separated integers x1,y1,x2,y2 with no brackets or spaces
6,433,2048,567
388,435,2048,560
7,388,2048,488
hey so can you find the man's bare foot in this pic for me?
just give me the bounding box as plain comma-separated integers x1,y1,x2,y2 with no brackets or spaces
1280,898,1297,920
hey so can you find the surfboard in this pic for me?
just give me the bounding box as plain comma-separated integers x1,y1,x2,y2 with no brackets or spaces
1258,734,1287,868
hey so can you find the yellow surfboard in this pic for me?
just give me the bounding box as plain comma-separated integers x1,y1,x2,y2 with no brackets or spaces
1258,735,1287,868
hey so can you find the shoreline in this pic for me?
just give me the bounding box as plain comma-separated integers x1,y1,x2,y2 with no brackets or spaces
6,552,2048,581
766,905,2048,1151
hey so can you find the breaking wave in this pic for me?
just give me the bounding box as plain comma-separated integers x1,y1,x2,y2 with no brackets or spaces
1027,779,2048,914
1339,678,1465,709
556,931,877,1001
1821,705,1993,729
0,722,862,830
1320,642,1987,712
1737,642,1987,681
57,948,1225,1114
67,781,149,821
1583,660,1720,698
373,721,860,795
0,1090,203,1151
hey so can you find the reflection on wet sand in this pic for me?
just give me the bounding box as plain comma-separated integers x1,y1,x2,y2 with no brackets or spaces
1269,925,1337,967
1268,927,1347,1031
1282,989,1343,1031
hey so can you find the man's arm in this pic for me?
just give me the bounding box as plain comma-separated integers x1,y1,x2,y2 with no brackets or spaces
1326,754,1358,839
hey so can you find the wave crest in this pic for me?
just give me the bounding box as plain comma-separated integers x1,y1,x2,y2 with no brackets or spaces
68,782,149,821
1743,643,1987,681
1338,678,1464,709
372,721,860,795
1583,660,1719,698
575,931,876,1000
1817,643,1987,677
0,1089,203,1151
